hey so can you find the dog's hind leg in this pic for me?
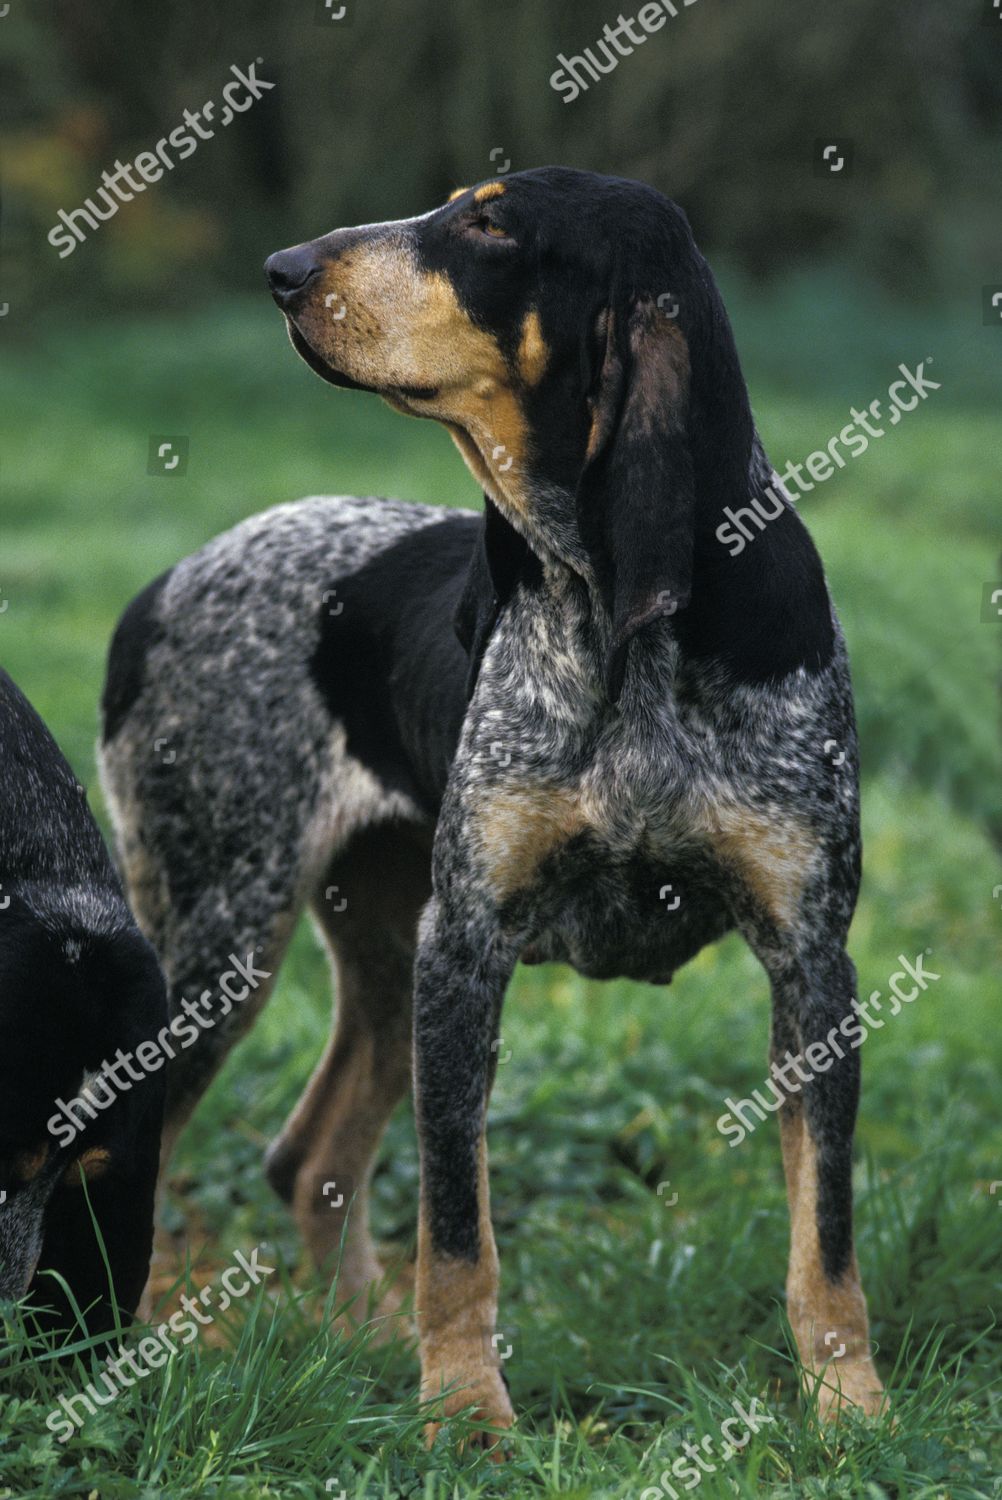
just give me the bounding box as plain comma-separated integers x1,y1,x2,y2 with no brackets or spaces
100,756,335,1312
265,820,430,1331
100,702,377,1316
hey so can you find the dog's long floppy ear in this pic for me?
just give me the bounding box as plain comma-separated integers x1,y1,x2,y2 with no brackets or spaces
453,495,533,698
576,299,695,704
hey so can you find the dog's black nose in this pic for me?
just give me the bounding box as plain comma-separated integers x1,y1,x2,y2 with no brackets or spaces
264,247,322,299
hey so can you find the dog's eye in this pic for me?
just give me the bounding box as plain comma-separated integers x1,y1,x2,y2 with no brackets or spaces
470,215,512,242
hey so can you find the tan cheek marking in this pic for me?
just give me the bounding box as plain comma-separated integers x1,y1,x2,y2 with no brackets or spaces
444,424,494,493
517,309,549,386
473,181,506,203
413,274,533,514
302,251,532,515
704,805,817,928
65,1147,112,1186
476,785,587,901
15,1146,49,1182
448,186,471,202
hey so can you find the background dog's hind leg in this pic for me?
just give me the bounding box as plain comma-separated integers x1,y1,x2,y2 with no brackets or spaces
265,820,431,1333
101,732,357,1313
120,855,313,1314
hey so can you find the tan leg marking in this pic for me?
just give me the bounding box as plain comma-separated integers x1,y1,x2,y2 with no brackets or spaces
269,825,428,1337
783,1116,885,1419
704,804,819,928
475,784,587,902
417,1137,513,1449
284,1005,413,1337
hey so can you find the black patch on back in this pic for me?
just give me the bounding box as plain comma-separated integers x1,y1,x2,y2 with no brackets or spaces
311,514,509,814
102,569,172,743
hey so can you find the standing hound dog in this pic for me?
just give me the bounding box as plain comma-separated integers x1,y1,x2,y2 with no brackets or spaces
0,668,165,1336
99,167,884,1435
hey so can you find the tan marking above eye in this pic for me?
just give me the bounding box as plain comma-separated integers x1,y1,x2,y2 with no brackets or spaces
473,181,506,203
447,186,471,203
65,1147,112,1186
517,309,549,386
14,1146,48,1182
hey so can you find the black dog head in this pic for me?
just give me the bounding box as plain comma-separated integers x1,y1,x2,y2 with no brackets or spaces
265,167,757,699
0,902,166,1338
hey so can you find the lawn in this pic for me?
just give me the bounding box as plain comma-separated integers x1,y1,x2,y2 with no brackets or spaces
0,280,999,1498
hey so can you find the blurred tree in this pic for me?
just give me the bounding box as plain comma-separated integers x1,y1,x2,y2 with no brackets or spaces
1,0,998,312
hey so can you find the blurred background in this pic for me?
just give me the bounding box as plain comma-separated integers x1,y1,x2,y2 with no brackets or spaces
1,3,1000,1493
1,0,999,813
2,0,1000,305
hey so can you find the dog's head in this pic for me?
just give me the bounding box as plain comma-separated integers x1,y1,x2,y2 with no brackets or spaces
266,166,755,699
0,905,166,1337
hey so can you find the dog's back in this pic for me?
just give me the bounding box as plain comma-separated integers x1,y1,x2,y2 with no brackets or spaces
101,494,475,822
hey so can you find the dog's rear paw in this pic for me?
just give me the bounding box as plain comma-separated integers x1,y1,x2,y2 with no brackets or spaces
422,1367,514,1457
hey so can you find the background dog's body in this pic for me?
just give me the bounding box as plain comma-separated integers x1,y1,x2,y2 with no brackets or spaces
0,668,166,1333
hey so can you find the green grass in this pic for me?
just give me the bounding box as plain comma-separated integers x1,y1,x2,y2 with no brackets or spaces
0,289,1000,1497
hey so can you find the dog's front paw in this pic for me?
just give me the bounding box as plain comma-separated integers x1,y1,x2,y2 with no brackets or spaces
421,1363,514,1455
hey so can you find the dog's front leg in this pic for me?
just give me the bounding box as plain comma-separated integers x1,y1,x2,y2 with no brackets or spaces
413,891,517,1448
772,944,886,1421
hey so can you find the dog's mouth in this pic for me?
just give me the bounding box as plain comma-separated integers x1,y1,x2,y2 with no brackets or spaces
283,316,440,406
284,317,367,392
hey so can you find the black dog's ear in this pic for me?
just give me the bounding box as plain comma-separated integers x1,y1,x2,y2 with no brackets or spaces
576,300,695,703
453,495,532,698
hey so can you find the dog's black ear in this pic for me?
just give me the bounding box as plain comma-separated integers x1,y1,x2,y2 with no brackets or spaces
576,300,695,703
454,495,532,698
